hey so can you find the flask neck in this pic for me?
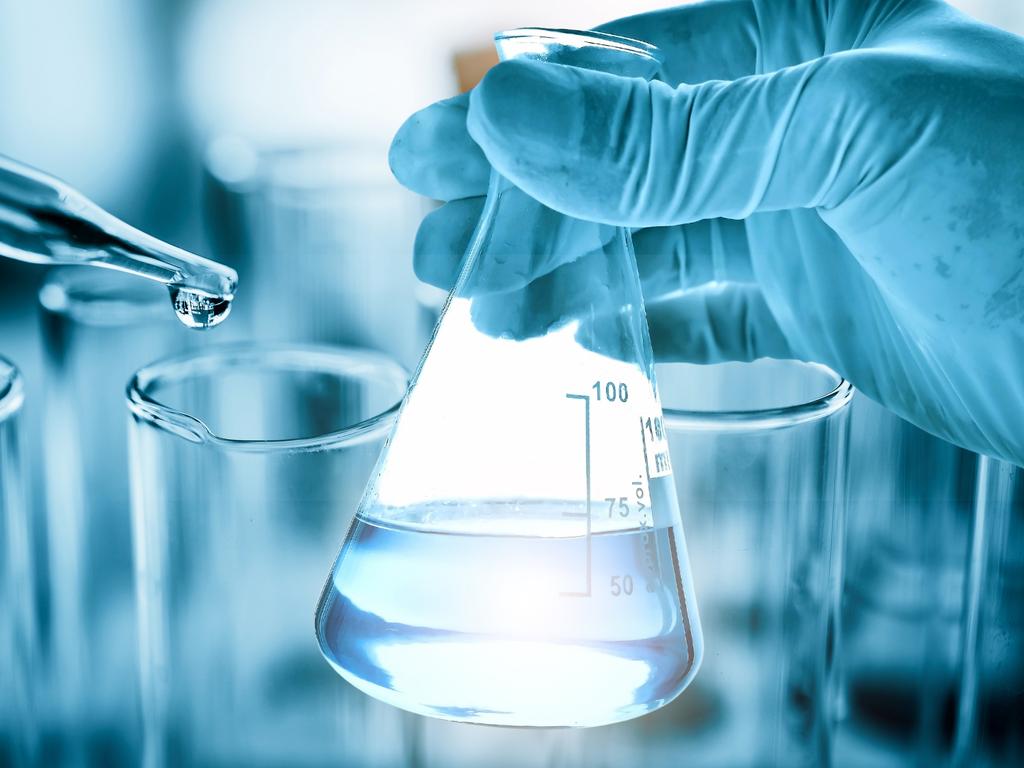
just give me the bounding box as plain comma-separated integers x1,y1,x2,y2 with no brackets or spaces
455,170,621,301
438,27,661,375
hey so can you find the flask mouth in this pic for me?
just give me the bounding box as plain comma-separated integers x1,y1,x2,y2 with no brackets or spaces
494,27,663,77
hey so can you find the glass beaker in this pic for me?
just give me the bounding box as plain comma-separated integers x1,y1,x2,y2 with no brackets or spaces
0,355,37,766
127,343,409,767
316,28,702,729
37,267,194,766
647,360,852,768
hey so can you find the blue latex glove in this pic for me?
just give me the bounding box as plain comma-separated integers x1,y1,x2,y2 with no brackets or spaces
389,0,1024,466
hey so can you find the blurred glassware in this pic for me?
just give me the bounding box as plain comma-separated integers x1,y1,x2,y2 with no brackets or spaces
203,141,425,369
0,355,37,766
394,359,851,767
36,268,194,766
836,398,974,767
955,455,1023,767
836,398,1023,768
127,343,410,767
647,360,852,768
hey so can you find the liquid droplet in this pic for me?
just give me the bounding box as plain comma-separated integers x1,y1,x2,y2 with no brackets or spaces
168,285,233,329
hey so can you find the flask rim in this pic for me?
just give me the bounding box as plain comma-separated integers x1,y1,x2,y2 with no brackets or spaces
494,27,662,64
127,342,407,453
661,361,853,432
0,355,24,424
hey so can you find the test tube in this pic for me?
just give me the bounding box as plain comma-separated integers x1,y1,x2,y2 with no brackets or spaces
126,343,409,767
0,356,37,765
36,268,192,765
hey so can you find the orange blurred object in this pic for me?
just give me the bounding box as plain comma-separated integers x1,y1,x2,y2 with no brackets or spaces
453,46,499,92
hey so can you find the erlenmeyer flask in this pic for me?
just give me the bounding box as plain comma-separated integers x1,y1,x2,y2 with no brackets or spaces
316,27,703,728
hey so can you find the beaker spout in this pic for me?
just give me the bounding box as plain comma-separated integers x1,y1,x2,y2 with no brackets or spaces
0,153,237,328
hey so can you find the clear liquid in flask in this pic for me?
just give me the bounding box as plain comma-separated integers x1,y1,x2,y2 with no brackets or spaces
317,478,698,727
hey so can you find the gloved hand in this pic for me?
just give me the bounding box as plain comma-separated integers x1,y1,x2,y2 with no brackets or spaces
389,0,1024,466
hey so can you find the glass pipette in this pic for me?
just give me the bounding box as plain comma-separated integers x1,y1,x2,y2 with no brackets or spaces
0,153,237,328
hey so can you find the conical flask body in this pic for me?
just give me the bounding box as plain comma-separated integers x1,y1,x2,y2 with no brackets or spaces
316,28,702,728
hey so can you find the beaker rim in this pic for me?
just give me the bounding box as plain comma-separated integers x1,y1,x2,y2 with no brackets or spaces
494,28,662,63
39,266,168,327
660,361,854,432
126,342,408,453
0,355,24,423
